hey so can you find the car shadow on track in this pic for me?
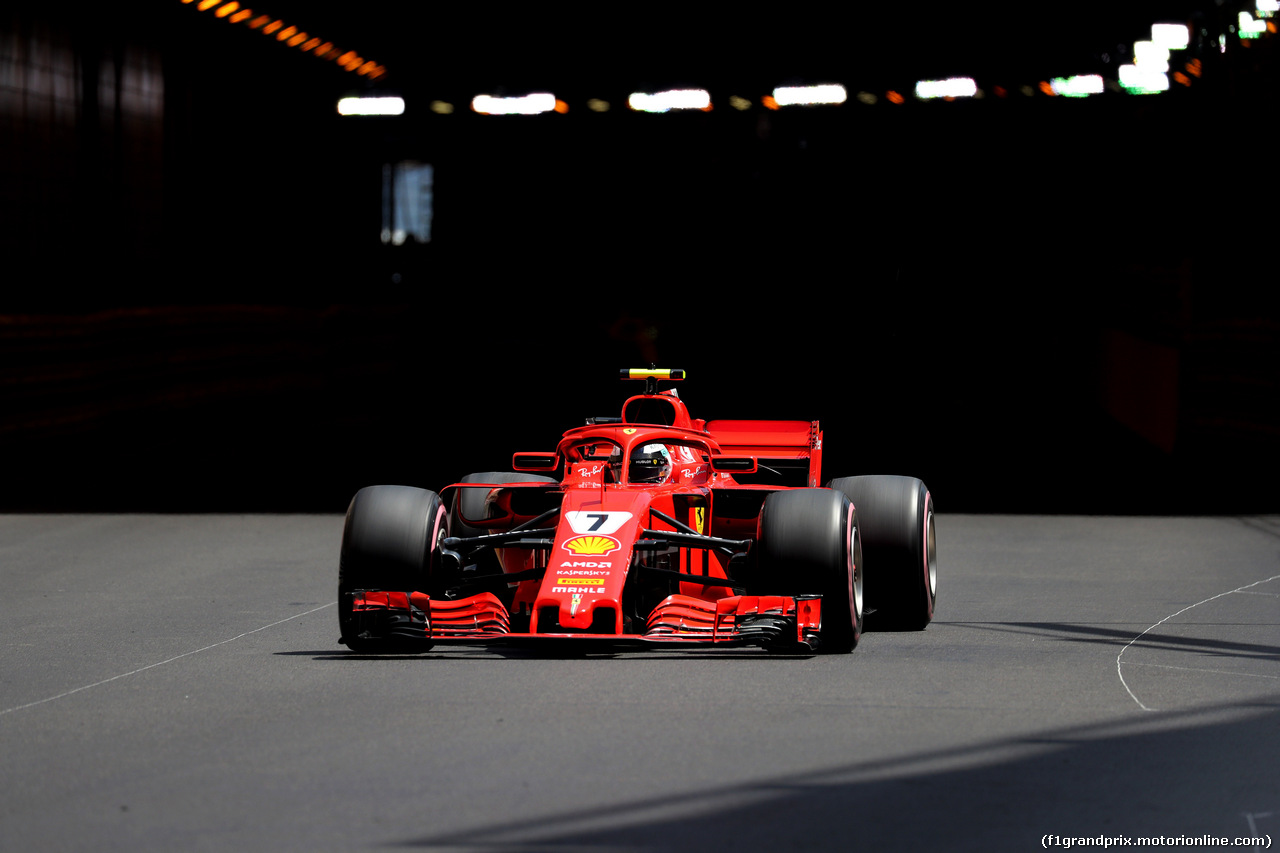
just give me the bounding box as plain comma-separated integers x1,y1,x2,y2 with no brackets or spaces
949,621,1280,659
389,700,1280,852
276,648,819,661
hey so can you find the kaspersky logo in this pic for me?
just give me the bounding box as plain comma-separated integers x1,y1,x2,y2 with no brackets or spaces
562,535,621,557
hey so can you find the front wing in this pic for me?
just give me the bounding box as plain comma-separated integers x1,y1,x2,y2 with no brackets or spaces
345,590,824,652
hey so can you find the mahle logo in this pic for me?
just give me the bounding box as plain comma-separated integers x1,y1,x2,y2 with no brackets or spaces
562,535,621,556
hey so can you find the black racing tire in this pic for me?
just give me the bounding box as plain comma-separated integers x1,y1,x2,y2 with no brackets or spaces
825,475,936,631
338,485,446,653
756,488,863,653
451,472,558,539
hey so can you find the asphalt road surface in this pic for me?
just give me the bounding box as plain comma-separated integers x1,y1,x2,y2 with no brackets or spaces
2,513,1278,852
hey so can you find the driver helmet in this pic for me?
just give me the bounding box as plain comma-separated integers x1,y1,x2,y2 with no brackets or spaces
630,443,672,483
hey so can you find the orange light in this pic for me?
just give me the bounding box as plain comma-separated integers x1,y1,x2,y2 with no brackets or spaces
1269,21,1276,33
182,2,381,79
1173,71,1191,86
886,90,904,104
1038,80,1055,96
762,95,778,110
1185,59,1202,77
554,99,569,113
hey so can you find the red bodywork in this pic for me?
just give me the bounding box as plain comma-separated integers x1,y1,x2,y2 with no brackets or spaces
348,381,829,651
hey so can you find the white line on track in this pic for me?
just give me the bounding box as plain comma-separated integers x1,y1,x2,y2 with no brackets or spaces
1120,661,1280,680
0,602,335,718
1117,575,1280,712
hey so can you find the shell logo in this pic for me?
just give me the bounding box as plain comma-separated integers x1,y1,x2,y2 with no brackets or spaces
562,535,621,556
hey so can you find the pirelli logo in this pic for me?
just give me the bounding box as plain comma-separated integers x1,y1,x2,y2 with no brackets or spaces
557,578,605,586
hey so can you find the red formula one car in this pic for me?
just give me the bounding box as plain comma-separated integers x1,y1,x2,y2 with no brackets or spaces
338,369,937,654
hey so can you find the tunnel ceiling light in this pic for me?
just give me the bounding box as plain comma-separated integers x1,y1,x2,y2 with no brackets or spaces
1133,40,1170,71
1151,23,1190,50
1239,11,1268,35
471,93,558,115
772,84,848,106
627,89,711,112
1118,64,1169,93
1049,75,1104,97
186,4,1212,111
337,96,405,115
914,77,978,99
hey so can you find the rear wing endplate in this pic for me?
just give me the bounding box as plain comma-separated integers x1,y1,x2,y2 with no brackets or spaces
704,420,823,486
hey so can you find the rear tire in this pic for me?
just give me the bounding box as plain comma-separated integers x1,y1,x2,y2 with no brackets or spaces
825,475,936,630
756,488,863,653
338,485,446,653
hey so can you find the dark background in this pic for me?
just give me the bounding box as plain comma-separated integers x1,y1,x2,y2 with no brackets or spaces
2,1,1276,513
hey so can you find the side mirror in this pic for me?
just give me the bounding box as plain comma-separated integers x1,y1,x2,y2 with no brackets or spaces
512,452,559,472
710,455,758,474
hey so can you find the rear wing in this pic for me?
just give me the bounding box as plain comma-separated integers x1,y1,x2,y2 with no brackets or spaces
704,419,823,487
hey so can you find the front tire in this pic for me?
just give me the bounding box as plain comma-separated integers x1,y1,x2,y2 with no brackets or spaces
756,488,863,653
338,485,446,652
826,475,936,630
